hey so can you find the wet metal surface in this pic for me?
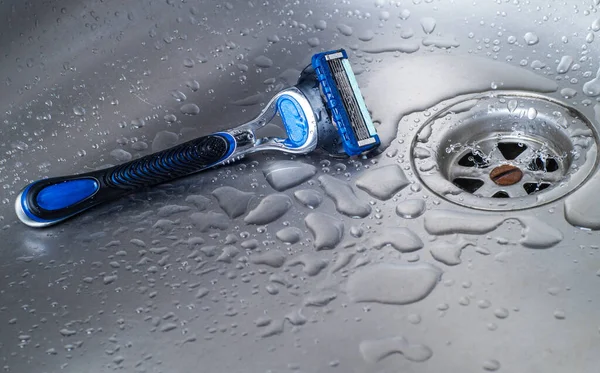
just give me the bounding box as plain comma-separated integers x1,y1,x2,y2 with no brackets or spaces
1,1,600,372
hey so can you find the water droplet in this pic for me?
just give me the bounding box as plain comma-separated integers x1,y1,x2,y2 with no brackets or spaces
212,186,255,218
478,299,491,309
294,189,323,209
401,27,415,39
305,212,344,250
11,140,29,151
160,323,177,332
348,263,442,305
363,227,423,253
396,199,426,219
483,359,501,371
103,275,118,285
170,90,187,102
288,254,328,276
583,68,600,97
424,210,562,249
190,211,229,232
131,118,146,128
320,175,371,217
360,336,433,363
196,53,208,63
186,79,200,92
420,17,436,34
250,250,286,268
557,55,574,74
276,227,302,244
59,328,77,337
164,113,177,123
494,307,509,319
267,34,280,43
523,32,539,45
527,107,538,120
254,55,273,68
337,23,354,36
330,251,355,273
410,184,422,192
314,20,327,30
407,313,421,324
586,32,595,43
560,87,577,99
307,37,320,47
358,29,375,42
530,60,545,70
131,141,148,151
110,149,132,162
304,291,337,307
152,131,179,152
183,57,195,68
244,194,292,225
180,103,200,115
355,164,410,200
73,106,85,116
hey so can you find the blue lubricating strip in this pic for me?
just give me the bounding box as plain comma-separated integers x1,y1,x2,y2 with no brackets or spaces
277,95,308,149
311,49,379,156
36,178,99,211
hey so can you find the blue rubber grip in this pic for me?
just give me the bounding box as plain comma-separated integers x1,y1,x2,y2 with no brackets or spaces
35,178,99,211
17,132,237,227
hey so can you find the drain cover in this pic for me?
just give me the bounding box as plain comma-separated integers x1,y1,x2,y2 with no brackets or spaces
411,91,599,211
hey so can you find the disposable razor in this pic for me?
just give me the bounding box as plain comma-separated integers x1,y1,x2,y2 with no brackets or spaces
16,49,380,227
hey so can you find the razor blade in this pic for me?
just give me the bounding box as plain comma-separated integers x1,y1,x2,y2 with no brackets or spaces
312,49,380,156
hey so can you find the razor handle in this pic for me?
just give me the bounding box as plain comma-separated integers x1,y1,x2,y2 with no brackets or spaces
16,132,239,227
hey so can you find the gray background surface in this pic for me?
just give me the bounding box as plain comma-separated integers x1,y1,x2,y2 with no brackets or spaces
1,0,599,372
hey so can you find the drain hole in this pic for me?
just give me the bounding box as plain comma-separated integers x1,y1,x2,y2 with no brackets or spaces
527,157,559,172
498,142,528,160
453,178,484,193
523,182,551,194
492,191,510,198
458,152,489,167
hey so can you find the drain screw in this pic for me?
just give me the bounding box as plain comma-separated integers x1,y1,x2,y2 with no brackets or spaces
489,164,523,186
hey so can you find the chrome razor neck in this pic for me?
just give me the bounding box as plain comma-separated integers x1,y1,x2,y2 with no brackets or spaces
225,86,319,158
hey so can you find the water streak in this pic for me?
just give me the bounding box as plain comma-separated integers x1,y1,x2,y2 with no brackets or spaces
263,161,316,191
305,212,344,250
360,336,433,363
347,263,442,305
355,164,410,200
319,175,371,217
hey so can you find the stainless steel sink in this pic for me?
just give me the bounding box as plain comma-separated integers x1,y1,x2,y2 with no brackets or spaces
2,1,599,372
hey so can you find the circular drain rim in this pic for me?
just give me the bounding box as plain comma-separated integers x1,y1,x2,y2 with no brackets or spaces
410,90,600,211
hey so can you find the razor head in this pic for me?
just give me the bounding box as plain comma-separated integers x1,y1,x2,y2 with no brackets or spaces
311,49,380,156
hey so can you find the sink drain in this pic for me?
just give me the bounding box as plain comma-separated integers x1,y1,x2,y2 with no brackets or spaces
411,91,599,211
